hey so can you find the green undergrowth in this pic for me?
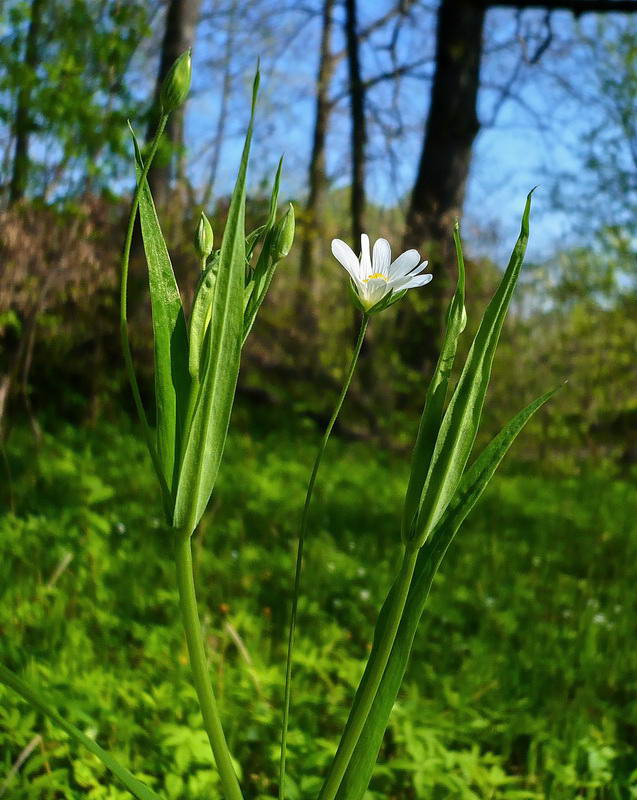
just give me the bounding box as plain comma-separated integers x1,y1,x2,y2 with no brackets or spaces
1,416,636,799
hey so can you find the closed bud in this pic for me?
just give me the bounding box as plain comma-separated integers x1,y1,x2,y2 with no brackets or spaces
194,211,214,264
160,49,192,114
272,203,295,261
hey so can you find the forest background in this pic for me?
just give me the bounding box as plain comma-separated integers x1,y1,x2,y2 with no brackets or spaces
1,1,637,798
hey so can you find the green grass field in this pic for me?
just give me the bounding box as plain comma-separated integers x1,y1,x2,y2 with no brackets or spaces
1,415,636,799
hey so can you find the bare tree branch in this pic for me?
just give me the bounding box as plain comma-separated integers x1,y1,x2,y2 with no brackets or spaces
333,0,422,64
487,0,637,13
521,9,554,63
329,57,432,106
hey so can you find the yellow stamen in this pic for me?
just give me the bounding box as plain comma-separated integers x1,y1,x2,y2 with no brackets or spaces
364,272,387,282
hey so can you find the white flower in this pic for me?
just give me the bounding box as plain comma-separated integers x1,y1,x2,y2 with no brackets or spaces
331,234,432,312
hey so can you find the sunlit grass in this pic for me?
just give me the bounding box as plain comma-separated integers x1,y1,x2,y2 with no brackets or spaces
2,420,635,799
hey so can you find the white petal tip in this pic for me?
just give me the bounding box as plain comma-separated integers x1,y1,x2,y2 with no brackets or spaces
404,273,433,289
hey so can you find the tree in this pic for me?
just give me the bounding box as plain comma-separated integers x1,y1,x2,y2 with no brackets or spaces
201,0,239,207
344,0,367,251
293,0,421,341
401,0,637,371
0,0,148,204
147,0,202,208
295,0,337,330
400,0,485,370
8,0,45,205
551,17,637,243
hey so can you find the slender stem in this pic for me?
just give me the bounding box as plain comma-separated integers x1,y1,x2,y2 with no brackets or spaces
0,663,162,800
119,114,171,506
174,532,244,800
317,545,418,800
279,314,369,800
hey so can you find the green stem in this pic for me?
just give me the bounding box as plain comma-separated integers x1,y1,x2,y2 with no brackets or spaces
119,114,171,506
174,533,243,800
279,314,369,800
317,544,418,800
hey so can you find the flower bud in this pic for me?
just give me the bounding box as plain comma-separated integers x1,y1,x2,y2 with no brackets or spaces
272,203,295,261
194,211,214,265
160,49,192,114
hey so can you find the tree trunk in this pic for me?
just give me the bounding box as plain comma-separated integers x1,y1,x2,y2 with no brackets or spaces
398,0,637,375
9,0,45,205
400,0,486,371
405,0,485,252
344,0,367,249
147,0,201,208
295,0,336,331
202,0,238,208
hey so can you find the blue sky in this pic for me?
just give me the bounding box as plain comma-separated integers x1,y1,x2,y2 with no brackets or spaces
182,1,633,265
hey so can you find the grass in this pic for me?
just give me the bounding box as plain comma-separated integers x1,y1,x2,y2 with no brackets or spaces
1,412,636,799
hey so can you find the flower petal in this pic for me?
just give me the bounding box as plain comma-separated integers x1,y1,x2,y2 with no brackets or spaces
360,233,372,279
389,249,421,279
403,273,433,289
408,259,429,277
372,238,391,276
388,271,433,292
351,273,367,297
332,239,361,279
387,260,429,288
364,278,391,308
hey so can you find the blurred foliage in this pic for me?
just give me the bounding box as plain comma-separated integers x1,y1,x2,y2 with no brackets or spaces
1,7,637,796
0,0,149,200
551,17,637,282
1,418,636,798
0,199,127,433
1,189,635,797
2,187,637,468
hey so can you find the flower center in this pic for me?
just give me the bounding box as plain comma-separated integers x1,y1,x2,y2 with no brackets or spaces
364,272,387,283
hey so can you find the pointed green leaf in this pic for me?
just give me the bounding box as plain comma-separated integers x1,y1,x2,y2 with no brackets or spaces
366,286,406,315
246,225,266,260
188,254,220,379
173,70,260,533
265,156,284,230
335,385,559,800
131,130,190,502
244,154,283,265
120,120,171,516
347,280,367,315
409,192,533,548
382,288,407,310
402,223,466,539
244,156,282,269
0,663,164,800
242,158,284,343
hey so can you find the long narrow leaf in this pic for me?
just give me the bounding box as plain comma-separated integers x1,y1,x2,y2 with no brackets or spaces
245,224,266,259
243,160,281,267
402,223,467,539
335,386,558,800
242,158,284,342
189,254,220,380
0,663,163,800
246,155,283,264
131,130,190,500
410,192,533,548
173,70,259,533
264,157,283,233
